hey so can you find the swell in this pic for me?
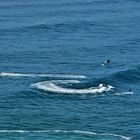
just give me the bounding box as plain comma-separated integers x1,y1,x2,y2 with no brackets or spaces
0,129,131,140
1,66,139,95
0,20,118,34
26,22,118,31
0,21,94,33
110,66,140,83
94,65,140,85
0,68,137,95
0,0,118,10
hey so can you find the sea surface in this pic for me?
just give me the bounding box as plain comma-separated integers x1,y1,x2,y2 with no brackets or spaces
0,0,140,140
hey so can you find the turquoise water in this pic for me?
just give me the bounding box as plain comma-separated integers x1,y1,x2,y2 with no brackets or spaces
0,0,140,139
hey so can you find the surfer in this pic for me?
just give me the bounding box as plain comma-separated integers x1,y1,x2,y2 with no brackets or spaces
99,83,108,92
101,59,111,66
104,59,110,64
129,89,132,92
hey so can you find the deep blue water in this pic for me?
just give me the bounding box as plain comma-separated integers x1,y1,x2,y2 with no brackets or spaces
0,0,140,139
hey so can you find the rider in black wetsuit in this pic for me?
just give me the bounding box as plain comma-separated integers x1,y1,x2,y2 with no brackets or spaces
104,59,110,64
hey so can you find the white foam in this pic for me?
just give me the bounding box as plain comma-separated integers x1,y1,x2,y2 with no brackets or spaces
32,80,114,94
101,133,131,140
47,80,81,84
0,129,131,140
114,92,134,96
0,72,86,79
0,130,28,133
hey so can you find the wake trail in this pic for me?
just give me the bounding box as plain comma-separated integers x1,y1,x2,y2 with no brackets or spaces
0,72,86,79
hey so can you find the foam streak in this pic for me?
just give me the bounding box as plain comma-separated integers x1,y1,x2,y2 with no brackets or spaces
0,129,131,140
0,72,86,79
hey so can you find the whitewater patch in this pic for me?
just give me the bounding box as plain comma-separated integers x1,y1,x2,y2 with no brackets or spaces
31,80,114,94
0,72,86,79
114,92,134,96
0,72,132,96
0,129,131,140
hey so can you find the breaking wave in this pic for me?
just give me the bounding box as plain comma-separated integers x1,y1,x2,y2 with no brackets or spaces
0,72,86,79
0,72,134,95
0,129,131,140
31,80,114,94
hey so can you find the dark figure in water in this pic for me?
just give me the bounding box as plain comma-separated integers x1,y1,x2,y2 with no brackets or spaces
129,89,132,92
103,83,108,88
101,59,111,66
105,59,110,64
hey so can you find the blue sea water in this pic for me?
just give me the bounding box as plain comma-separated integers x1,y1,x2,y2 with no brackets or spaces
0,0,140,139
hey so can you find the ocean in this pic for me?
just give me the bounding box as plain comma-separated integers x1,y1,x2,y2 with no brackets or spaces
0,0,140,139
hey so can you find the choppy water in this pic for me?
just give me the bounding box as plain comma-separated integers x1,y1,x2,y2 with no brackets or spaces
0,0,140,139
